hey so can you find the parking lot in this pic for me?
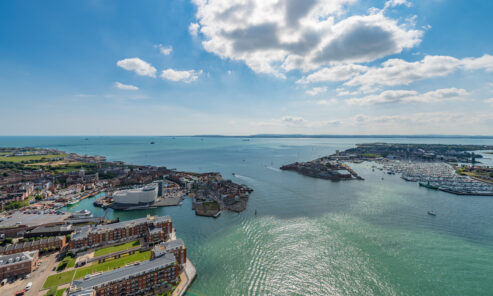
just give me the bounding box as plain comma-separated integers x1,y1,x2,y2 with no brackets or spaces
1,253,58,296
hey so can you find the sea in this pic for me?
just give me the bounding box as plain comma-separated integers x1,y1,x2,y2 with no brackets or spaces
1,136,493,296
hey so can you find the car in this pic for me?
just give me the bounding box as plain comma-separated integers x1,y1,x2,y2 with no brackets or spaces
1,278,7,286
15,290,25,296
25,282,32,290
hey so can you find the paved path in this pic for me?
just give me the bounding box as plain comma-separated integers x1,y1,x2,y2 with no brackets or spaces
172,260,197,296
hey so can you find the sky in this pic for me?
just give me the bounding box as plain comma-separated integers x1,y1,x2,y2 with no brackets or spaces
0,0,492,136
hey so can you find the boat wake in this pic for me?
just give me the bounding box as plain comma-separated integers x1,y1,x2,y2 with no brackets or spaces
233,174,255,183
265,166,282,173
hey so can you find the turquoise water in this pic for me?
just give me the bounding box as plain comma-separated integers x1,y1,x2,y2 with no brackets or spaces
2,136,493,295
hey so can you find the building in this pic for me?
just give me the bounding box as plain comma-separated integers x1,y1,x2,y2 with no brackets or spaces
111,185,158,210
0,251,38,280
0,236,66,255
67,252,178,296
151,239,186,265
24,224,73,238
69,215,172,251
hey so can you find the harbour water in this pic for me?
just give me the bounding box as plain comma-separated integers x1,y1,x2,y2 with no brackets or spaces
1,136,493,295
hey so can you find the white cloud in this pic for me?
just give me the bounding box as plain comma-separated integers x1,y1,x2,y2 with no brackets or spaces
346,88,468,105
485,98,493,105
306,87,328,96
155,44,173,55
462,54,493,72
191,0,422,76
116,58,157,78
345,54,493,88
297,64,367,84
346,55,460,88
316,98,337,105
282,116,307,125
160,69,202,83
189,23,200,37
114,82,139,91
384,0,411,10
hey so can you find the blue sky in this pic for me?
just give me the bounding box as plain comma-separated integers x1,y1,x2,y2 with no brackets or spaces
1,0,492,135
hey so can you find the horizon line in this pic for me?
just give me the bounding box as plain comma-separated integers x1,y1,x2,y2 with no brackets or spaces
1,134,493,138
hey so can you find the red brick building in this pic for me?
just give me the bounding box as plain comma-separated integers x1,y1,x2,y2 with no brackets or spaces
0,236,66,255
151,239,187,265
68,252,178,296
69,215,172,251
0,251,38,280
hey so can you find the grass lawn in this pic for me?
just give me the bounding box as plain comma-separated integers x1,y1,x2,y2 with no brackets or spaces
94,240,140,257
43,270,75,289
0,154,66,163
56,288,66,296
43,251,150,289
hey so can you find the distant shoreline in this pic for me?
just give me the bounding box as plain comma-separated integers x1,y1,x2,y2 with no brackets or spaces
1,134,493,139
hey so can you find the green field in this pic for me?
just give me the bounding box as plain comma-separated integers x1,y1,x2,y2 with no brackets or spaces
43,250,151,289
93,240,140,257
56,288,66,296
0,154,66,163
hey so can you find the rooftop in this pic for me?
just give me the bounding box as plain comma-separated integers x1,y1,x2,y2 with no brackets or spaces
72,225,91,241
0,212,71,228
0,236,64,253
93,215,170,232
70,252,175,292
0,251,37,266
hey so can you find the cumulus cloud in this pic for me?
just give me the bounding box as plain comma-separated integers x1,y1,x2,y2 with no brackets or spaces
155,44,173,55
346,88,468,105
462,54,493,72
297,64,367,84
116,58,157,78
191,0,422,76
306,86,328,96
160,69,202,83
189,23,200,36
114,82,139,91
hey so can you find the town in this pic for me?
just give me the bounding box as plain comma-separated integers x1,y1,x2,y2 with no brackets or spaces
0,147,252,217
0,146,254,295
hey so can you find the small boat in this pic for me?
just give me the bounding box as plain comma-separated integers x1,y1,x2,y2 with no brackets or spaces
67,199,80,207
150,141,155,144
427,210,437,216
232,173,236,176
242,139,250,141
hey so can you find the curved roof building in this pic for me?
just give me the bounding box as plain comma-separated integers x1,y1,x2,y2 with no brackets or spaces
112,185,157,209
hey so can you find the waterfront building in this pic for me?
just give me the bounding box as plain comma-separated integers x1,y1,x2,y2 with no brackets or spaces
151,238,186,265
67,252,178,296
0,251,38,280
69,215,172,251
111,184,158,209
